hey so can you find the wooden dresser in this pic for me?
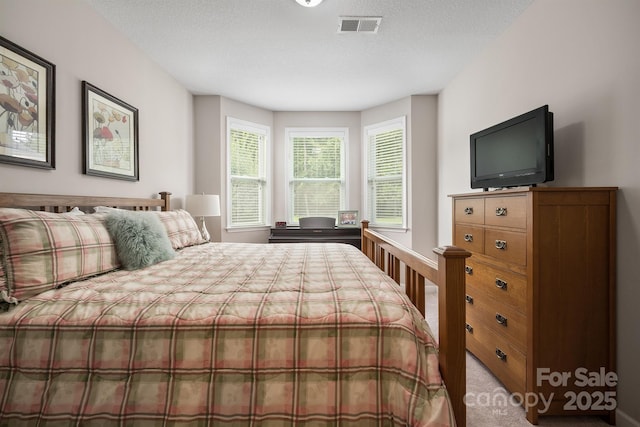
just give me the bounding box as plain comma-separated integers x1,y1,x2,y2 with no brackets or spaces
451,187,616,424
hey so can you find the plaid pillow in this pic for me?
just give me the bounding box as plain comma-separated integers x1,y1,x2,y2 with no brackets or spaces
153,209,206,249
0,250,13,305
0,248,4,286
0,208,120,302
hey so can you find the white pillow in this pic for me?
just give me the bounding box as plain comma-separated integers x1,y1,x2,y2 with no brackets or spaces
93,206,121,214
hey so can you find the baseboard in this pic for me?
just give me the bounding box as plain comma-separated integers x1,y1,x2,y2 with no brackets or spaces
617,409,640,427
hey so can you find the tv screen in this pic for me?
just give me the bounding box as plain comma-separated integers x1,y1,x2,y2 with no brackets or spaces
470,105,553,190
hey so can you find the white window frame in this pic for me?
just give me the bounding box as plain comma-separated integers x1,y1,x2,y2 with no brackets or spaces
226,117,271,230
363,116,407,229
285,127,348,225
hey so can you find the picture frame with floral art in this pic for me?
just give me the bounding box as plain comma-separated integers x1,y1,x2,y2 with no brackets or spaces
82,81,138,181
0,36,55,169
338,210,359,227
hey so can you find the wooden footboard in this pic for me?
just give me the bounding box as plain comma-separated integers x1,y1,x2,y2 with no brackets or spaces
361,220,470,427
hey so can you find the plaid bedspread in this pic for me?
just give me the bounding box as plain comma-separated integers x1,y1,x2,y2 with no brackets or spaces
0,242,454,426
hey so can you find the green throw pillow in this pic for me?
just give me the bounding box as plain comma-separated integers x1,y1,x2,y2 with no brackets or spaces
105,211,175,270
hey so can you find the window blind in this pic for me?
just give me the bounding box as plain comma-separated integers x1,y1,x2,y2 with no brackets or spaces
366,120,405,227
287,131,346,223
228,120,269,228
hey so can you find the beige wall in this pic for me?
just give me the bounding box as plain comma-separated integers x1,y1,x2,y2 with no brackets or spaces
361,96,438,256
195,97,437,251
437,0,640,424
362,98,412,248
193,104,362,243
6,0,636,423
219,97,274,243
193,96,222,241
0,0,194,206
193,96,275,243
409,96,438,258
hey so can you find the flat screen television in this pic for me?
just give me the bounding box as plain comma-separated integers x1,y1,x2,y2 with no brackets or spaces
470,105,554,190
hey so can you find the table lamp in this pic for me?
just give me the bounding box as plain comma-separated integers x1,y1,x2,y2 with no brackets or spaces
185,194,220,242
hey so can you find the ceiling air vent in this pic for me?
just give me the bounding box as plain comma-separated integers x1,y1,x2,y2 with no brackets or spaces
338,16,382,34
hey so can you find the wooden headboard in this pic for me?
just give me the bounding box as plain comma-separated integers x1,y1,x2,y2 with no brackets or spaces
0,191,172,212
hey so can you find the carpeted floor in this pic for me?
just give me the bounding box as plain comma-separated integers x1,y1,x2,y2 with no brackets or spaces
424,285,611,427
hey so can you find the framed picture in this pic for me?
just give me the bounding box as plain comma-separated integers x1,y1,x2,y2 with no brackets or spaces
0,36,55,169
338,210,359,227
82,81,138,181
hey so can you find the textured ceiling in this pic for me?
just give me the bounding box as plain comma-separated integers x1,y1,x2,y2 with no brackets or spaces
85,0,533,111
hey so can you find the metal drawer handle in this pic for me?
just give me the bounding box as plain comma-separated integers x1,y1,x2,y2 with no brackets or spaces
465,295,474,304
464,207,474,215
495,348,507,361
465,323,474,333
495,207,508,216
495,278,508,290
465,265,473,275
495,240,507,250
495,313,508,326
464,234,474,242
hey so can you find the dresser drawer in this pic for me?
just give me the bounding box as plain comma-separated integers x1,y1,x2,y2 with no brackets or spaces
465,321,526,395
484,196,527,229
454,224,484,254
465,260,527,313
454,198,484,225
484,229,526,266
465,291,526,351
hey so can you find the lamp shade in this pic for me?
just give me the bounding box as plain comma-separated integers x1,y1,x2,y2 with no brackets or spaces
185,194,220,217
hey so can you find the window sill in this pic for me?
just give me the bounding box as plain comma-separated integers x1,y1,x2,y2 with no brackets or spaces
368,225,408,233
225,225,271,233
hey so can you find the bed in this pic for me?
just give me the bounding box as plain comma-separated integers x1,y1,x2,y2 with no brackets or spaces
0,191,469,426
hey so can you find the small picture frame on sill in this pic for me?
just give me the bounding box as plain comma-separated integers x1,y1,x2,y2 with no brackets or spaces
338,210,359,228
